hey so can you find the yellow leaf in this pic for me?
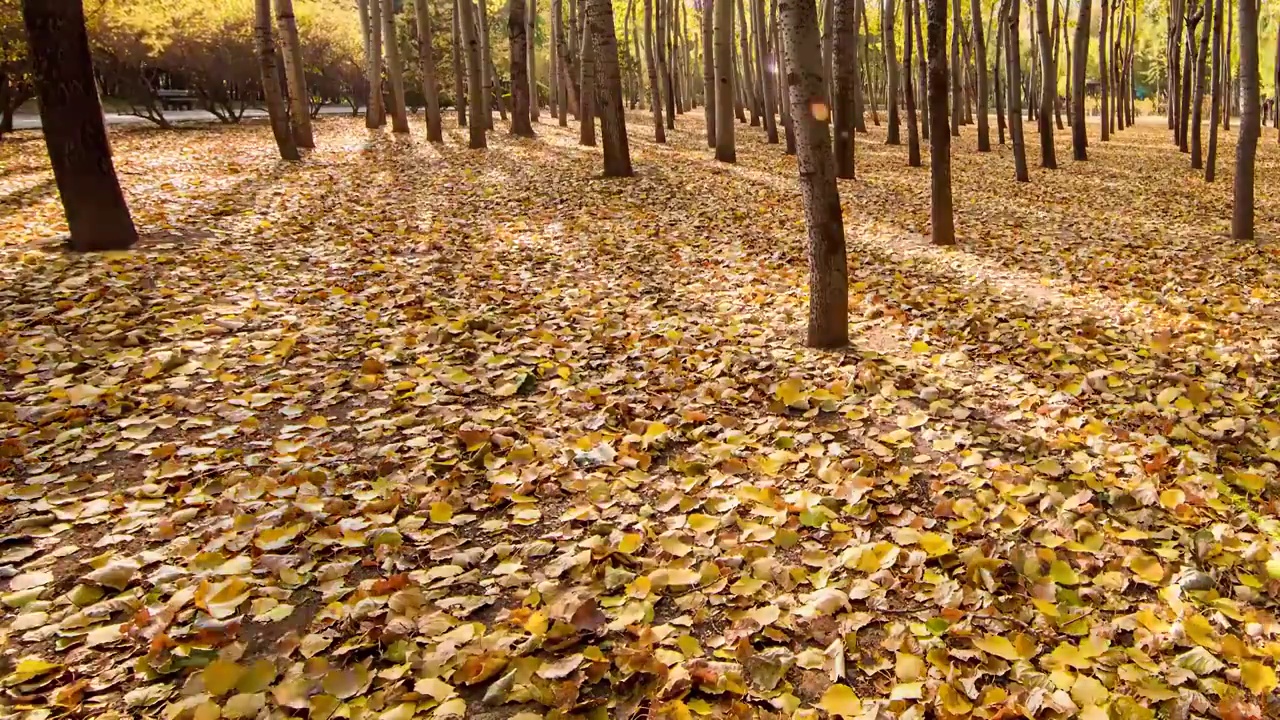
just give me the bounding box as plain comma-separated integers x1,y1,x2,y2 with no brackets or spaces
1050,560,1080,585
202,659,245,697
973,635,1021,661
430,502,454,523
937,684,973,714
917,532,952,557
642,422,669,447
1129,554,1165,584
1241,660,1278,695
1035,458,1064,476
1185,614,1221,652
776,378,807,408
1070,675,1109,707
818,684,861,717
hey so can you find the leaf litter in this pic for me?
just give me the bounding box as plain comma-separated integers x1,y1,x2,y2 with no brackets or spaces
1,115,1280,719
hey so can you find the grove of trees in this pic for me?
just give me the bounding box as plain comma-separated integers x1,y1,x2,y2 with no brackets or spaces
8,0,1280,342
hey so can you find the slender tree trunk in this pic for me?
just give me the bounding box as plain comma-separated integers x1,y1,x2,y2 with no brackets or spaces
509,0,535,135
1051,0,1064,130
700,4,714,145
780,0,849,348
970,0,990,149
753,0,779,142
1071,0,1090,158
1230,0,1257,239
1206,0,1222,179
1034,0,1056,166
554,0,577,123
253,0,302,158
1099,0,1110,141
1190,0,1209,167
656,0,673,127
550,0,561,117
775,0,797,152
454,0,469,126
926,0,955,244
850,0,866,132
631,2,643,108
1223,0,1230,129
22,0,139,251
459,0,488,146
478,0,495,128
1179,4,1197,150
737,0,758,126
861,6,880,125
673,0,686,116
714,0,737,160
529,0,540,120
949,0,962,134
1006,0,1029,180
579,15,596,144
904,0,922,165
368,0,386,127
823,0,835,104
961,14,973,123
1168,0,1184,133
414,0,444,140
833,0,857,176
274,0,315,147
915,0,928,138
884,0,901,143
1064,6,1072,127
382,0,411,132
586,0,632,174
994,0,1006,143
646,0,668,141
1273,15,1279,134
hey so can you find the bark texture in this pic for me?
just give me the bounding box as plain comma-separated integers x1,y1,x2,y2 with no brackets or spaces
926,0,955,244
459,0,488,146
714,0,736,161
274,0,315,147
1005,0,1028,181
382,0,411,133
1071,0,1091,159
509,0,535,135
969,0,990,150
414,0,444,140
254,0,301,159
833,0,858,177
587,0,633,174
1034,0,1056,167
1231,0,1257,239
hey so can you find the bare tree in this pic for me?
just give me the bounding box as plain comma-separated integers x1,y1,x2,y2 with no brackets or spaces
914,0,928,138
1230,0,1257,239
275,0,314,147
949,0,961,135
1071,0,1090,158
529,0,539,121
646,0,667,141
701,1,714,145
459,0,488,146
254,0,301,159
774,0,797,152
1034,0,1056,167
382,0,410,132
587,0,633,175
833,0,857,176
1190,0,1210,168
926,0,955,244
22,0,138,251
970,0,990,150
453,0,468,126
714,0,736,161
414,0,444,141
1205,0,1222,180
579,14,596,145
994,0,1005,143
904,0,921,165
779,0,849,347
1005,0,1028,180
479,0,495,128
1099,0,1109,141
752,0,778,142
366,0,385,128
883,0,901,143
509,0,535,135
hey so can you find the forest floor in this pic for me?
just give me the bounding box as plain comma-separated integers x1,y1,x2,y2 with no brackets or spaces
2,113,1280,720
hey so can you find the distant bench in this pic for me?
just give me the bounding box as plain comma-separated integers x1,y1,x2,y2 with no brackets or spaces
157,89,197,111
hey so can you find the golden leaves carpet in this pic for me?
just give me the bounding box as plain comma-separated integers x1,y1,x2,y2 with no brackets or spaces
2,113,1280,720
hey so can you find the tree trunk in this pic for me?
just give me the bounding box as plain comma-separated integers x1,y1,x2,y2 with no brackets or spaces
1205,0,1222,180
1223,0,1231,129
915,0,928,138
1034,0,1055,167
780,0,849,348
529,0,540,120
478,0,495,127
646,0,668,141
1168,0,1184,134
1051,0,1064,129
861,6,879,125
884,0,901,143
509,0,535,135
970,0,990,149
1178,4,1196,150
737,0,758,126
459,0,488,146
672,0,686,116
656,0,673,128
453,0,468,126
775,0,797,152
994,0,1006,143
1230,0,1257,239
1190,0,1209,167
1071,0,1090,159
368,0,386,127
949,0,961,135
253,0,302,159
22,0,138,251
926,0,955,244
1100,0,1113,141
382,0,411,132
904,0,922,165
753,0,779,142
587,0,633,174
414,0,444,140
700,2,714,145
1005,0,1029,180
833,0,857,176
714,0,736,160
274,0,315,147
579,15,596,145
822,0,835,104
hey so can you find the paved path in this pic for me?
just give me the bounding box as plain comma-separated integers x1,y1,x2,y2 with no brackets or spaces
9,105,362,131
